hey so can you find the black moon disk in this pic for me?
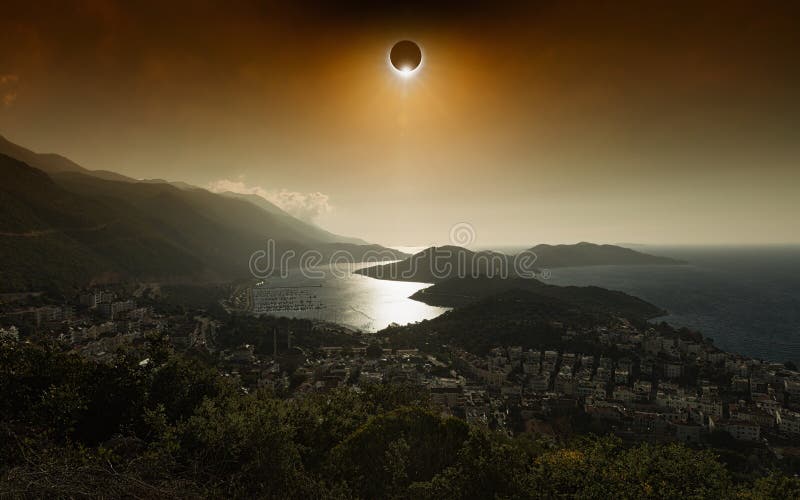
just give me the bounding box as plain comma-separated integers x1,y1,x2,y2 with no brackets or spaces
390,40,422,72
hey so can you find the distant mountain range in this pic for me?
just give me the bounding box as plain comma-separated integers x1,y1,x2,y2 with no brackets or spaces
0,135,684,293
0,136,404,292
355,243,682,283
528,242,683,267
0,134,137,182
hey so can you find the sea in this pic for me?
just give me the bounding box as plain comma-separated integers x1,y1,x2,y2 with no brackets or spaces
253,246,800,364
251,262,448,333
540,245,800,365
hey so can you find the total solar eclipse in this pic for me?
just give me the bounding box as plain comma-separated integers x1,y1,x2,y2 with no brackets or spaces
389,40,422,76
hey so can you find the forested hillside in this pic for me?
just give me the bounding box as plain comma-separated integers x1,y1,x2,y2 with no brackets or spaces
0,153,405,292
1,338,797,499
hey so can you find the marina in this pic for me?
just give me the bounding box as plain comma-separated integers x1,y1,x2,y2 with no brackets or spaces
248,264,449,332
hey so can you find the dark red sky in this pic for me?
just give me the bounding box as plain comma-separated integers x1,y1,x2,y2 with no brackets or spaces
1,1,799,245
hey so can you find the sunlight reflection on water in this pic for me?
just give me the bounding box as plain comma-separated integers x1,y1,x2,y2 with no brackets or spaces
252,262,448,332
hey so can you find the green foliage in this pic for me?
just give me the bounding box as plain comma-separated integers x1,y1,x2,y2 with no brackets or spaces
528,435,734,499
147,356,220,423
0,341,220,448
366,343,383,358
1,339,797,499
389,289,601,354
411,276,664,321
743,473,800,499
146,284,231,318
326,407,470,498
174,394,320,498
410,429,533,499
287,384,430,471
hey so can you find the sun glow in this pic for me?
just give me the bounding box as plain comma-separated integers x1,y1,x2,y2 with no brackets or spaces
394,65,419,78
388,40,423,79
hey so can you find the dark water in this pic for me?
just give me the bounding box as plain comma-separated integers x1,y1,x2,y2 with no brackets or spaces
542,246,800,364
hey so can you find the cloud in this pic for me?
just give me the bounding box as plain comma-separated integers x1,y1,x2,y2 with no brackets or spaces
207,179,332,222
269,189,332,222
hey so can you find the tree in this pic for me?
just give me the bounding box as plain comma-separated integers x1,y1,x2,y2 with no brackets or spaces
744,473,800,499
366,344,383,358
175,393,320,498
410,429,533,499
325,407,470,498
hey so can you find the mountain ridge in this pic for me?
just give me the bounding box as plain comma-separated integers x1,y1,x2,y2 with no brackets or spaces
528,241,684,267
355,243,682,284
389,285,663,355
409,275,665,319
0,153,406,292
0,134,368,247
354,245,515,283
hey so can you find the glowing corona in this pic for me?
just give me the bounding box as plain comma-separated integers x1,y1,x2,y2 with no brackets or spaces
389,40,423,78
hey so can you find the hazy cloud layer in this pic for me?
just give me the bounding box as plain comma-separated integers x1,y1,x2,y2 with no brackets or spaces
208,179,332,222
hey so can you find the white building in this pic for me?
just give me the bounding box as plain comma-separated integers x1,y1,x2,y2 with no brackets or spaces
612,385,635,403
663,362,683,379
528,373,550,392
723,421,760,442
777,411,800,436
